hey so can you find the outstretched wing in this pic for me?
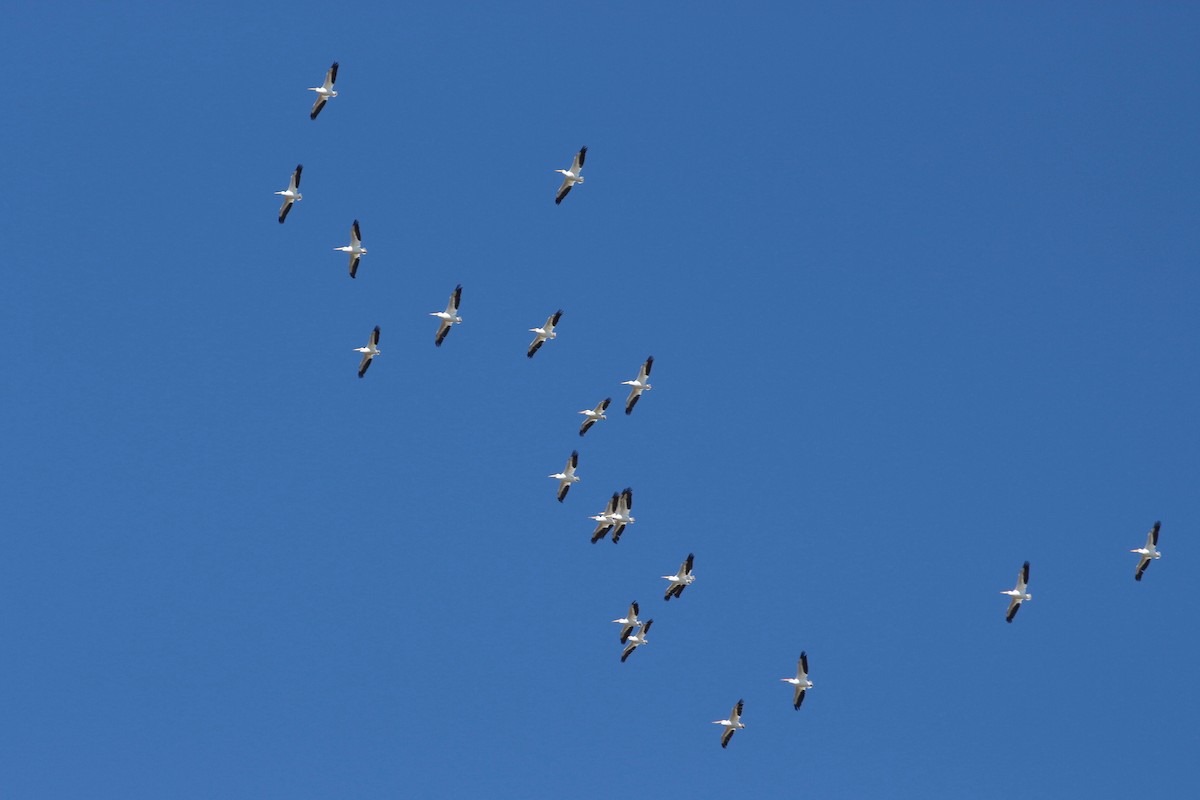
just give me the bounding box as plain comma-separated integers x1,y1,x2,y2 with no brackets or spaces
555,179,572,205
310,96,328,120
1005,598,1021,623
435,320,452,347
1135,556,1150,582
278,198,294,224
625,389,641,415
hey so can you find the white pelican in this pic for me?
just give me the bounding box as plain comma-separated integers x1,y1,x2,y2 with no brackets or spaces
549,450,580,502
781,652,813,710
527,310,562,358
334,219,367,278
554,145,587,205
578,397,611,437
589,493,618,544
662,553,695,601
609,487,634,543
275,164,303,224
621,356,653,415
713,700,745,749
620,619,652,663
1131,520,1162,582
431,284,463,347
612,601,641,644
353,325,380,378
308,61,339,120
1001,561,1031,623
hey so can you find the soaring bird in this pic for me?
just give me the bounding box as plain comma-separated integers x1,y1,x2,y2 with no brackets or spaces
527,310,563,358
622,356,653,415
431,284,463,347
353,325,381,378
620,619,653,663
781,652,813,710
275,164,303,223
589,493,618,544
609,488,635,543
578,397,612,437
713,700,745,749
334,219,367,278
612,602,641,644
1131,520,1162,582
308,61,339,120
1001,561,1032,623
549,450,580,502
662,553,695,601
554,145,587,205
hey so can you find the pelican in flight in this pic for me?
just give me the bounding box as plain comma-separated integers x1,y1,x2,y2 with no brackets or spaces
275,164,303,223
549,450,580,502
431,284,463,347
554,145,587,205
334,219,367,278
609,488,634,543
781,652,813,710
589,493,618,544
662,553,695,601
353,325,381,378
527,310,562,358
620,619,652,663
1131,520,1162,582
612,602,641,644
1001,561,1031,623
622,356,653,415
614,599,643,642
578,397,611,437
713,700,745,749
308,61,339,120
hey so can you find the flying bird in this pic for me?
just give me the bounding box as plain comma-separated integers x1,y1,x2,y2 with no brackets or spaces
275,164,303,223
621,356,653,415
612,602,641,644
713,700,745,749
431,284,463,346
1131,520,1162,582
1001,561,1032,623
549,450,580,502
589,493,618,544
353,325,381,378
662,553,695,601
609,488,635,543
554,145,587,205
527,310,562,358
308,61,339,120
334,219,367,278
578,397,611,437
781,652,813,710
620,619,653,663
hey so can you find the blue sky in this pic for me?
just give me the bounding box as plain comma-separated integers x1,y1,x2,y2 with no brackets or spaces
3,2,1198,797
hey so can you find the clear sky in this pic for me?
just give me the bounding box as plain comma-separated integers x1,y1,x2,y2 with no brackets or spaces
3,2,1198,797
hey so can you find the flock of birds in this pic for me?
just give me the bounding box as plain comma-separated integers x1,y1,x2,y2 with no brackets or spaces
271,62,1168,749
